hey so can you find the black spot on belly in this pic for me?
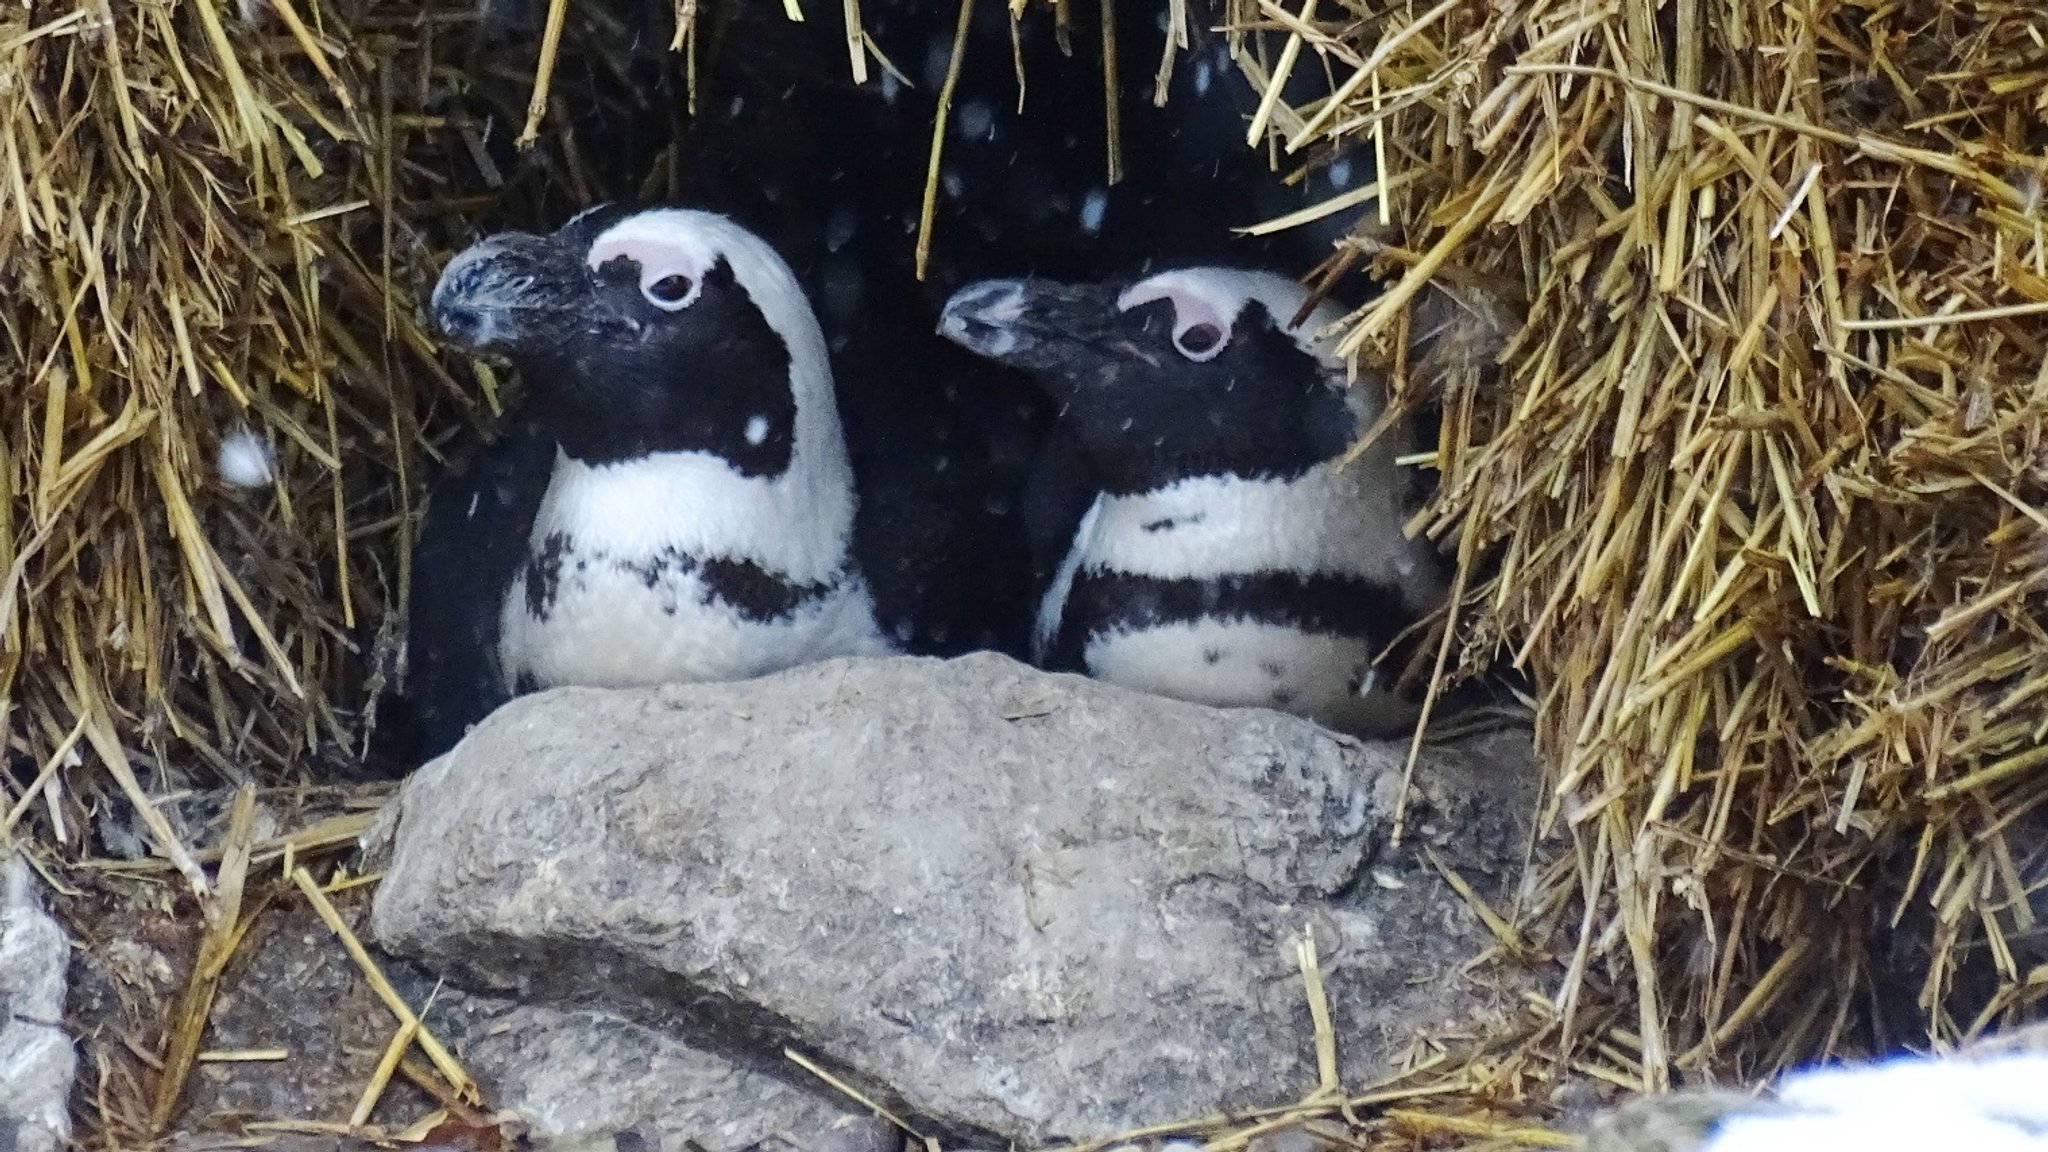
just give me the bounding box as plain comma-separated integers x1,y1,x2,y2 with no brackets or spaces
1203,647,1223,665
699,556,837,620
1260,660,1287,679
530,537,846,626
1143,513,1203,533
609,548,841,622
524,532,571,620
1270,688,1298,707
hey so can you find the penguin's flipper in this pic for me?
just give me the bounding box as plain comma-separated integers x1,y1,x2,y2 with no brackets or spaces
384,411,555,768
1020,424,1100,605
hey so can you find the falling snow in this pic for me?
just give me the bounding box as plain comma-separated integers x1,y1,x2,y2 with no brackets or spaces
217,429,276,489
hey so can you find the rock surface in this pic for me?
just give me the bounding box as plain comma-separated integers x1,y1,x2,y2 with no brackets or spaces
1,853,77,1152
436,996,900,1152
370,652,1535,1147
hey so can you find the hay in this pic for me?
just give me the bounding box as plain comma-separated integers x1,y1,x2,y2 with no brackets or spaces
0,0,438,823
8,0,2048,1145
1235,0,2048,1089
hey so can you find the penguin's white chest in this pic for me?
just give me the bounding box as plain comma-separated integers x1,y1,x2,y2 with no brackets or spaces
495,450,888,693
1038,470,1439,735
1083,620,1393,730
496,544,882,691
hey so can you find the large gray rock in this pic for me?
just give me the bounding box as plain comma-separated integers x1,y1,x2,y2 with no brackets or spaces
434,995,901,1152
370,652,1532,1147
1,853,76,1152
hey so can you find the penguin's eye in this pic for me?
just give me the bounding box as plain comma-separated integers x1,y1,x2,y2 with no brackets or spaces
1174,322,1227,361
643,273,697,310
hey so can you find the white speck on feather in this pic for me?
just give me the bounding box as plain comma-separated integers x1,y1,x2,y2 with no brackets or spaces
745,415,770,446
1328,158,1354,189
1193,58,1213,95
217,430,275,488
467,493,481,520
727,95,745,119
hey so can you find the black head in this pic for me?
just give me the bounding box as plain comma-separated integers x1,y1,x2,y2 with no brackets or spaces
431,205,831,476
937,268,1363,494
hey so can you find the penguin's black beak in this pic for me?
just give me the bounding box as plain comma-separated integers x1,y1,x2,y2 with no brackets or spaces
937,279,1035,360
939,279,1138,382
431,232,600,355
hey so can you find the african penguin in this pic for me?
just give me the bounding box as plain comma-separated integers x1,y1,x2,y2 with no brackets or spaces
936,267,1450,737
390,205,892,764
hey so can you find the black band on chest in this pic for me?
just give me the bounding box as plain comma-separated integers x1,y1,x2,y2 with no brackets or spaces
1043,566,1419,672
522,532,841,625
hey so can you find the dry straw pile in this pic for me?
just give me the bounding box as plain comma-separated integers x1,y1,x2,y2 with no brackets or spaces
5,0,2048,1143
1260,0,2048,1089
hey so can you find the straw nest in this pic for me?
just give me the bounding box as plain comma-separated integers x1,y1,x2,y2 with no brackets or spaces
1317,0,2048,1084
6,0,2048,1145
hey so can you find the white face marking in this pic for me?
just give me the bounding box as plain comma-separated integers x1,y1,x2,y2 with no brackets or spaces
745,415,769,446
1117,268,1347,366
585,228,706,313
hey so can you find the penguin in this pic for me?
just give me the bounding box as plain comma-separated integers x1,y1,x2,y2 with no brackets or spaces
386,205,893,765
935,266,1450,737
